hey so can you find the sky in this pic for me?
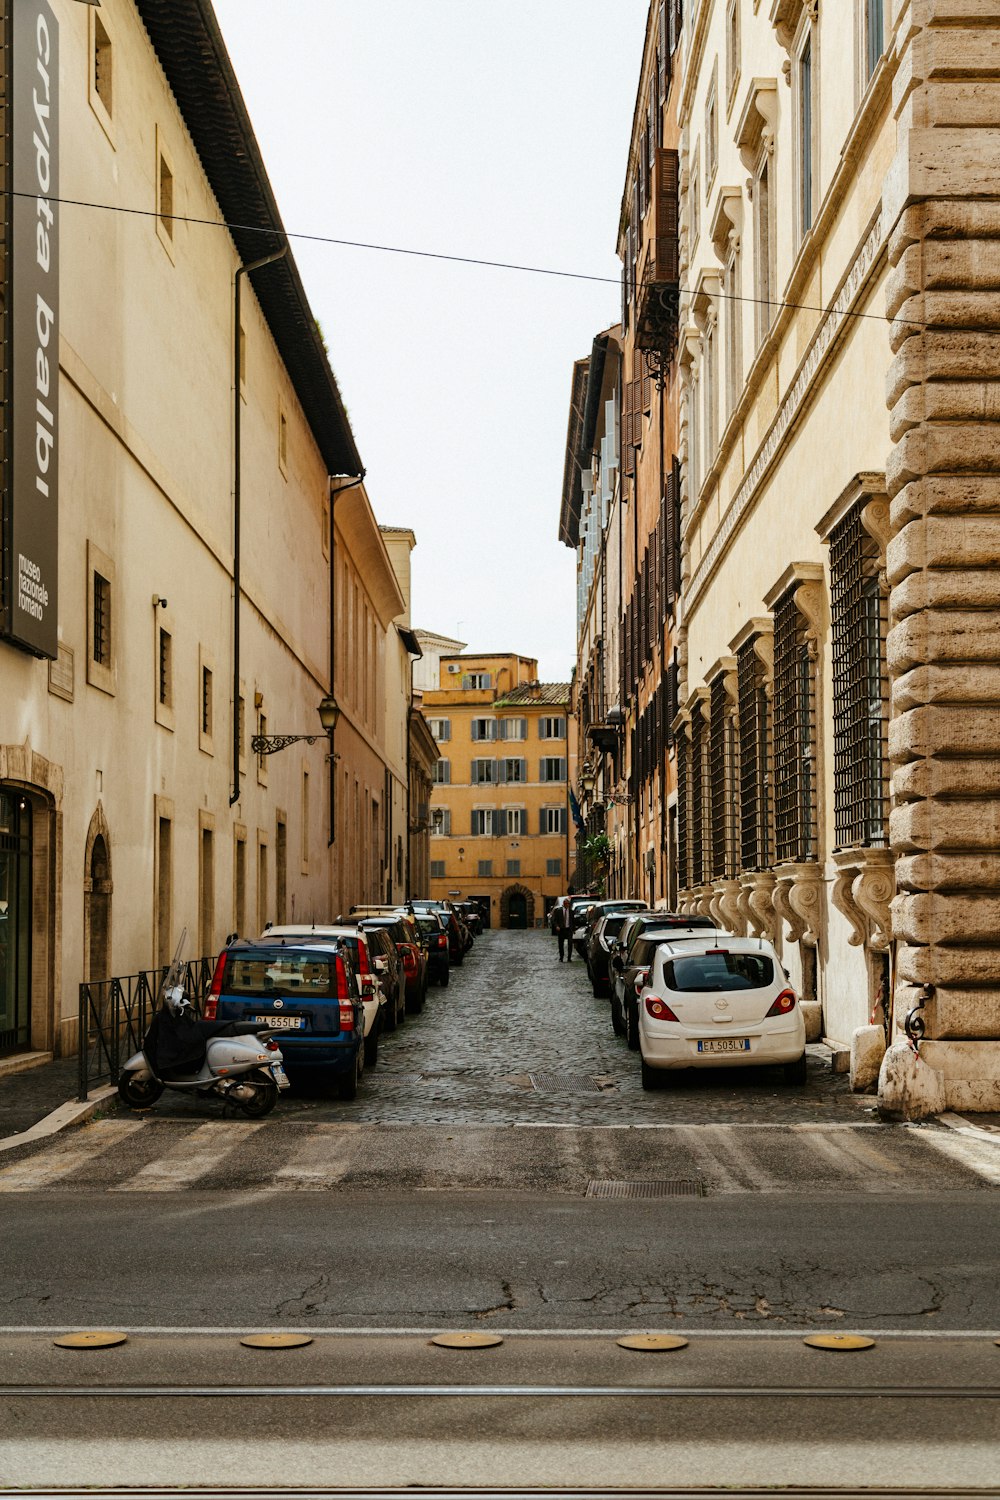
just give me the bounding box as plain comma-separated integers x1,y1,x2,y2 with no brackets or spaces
212,0,650,682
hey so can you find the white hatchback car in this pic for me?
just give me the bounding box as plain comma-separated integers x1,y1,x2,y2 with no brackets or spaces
637,934,807,1090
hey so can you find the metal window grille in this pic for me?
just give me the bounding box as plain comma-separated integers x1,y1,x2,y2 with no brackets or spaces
690,705,709,885
709,675,737,879
93,574,111,666
772,589,816,863
158,628,172,706
737,638,771,870
676,728,690,888
830,505,888,848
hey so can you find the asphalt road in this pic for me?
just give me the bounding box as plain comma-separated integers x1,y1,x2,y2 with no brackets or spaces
3,929,1000,1491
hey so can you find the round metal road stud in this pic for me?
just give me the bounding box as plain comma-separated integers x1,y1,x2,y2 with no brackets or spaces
617,1334,690,1353
53,1331,128,1350
803,1334,876,1352
430,1331,504,1350
240,1333,314,1350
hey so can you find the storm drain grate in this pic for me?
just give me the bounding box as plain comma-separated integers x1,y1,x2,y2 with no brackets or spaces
586,1178,707,1199
529,1072,604,1094
369,1072,423,1086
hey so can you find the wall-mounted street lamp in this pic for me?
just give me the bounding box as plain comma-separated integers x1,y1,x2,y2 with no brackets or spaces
251,693,340,757
431,807,446,835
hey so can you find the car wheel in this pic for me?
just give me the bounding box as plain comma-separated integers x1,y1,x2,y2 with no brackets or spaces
440,968,450,987
364,1025,379,1069
640,1059,662,1092
626,1001,640,1051
338,1045,363,1101
783,1052,808,1086
611,996,625,1037
117,1072,164,1110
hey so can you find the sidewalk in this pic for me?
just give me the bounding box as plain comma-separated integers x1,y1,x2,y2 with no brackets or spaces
0,1056,82,1141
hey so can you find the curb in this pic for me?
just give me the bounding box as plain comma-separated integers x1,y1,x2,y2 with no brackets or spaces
937,1109,1000,1141
0,1084,118,1155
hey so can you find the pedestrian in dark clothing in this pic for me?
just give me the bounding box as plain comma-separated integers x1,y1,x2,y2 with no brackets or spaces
551,896,573,962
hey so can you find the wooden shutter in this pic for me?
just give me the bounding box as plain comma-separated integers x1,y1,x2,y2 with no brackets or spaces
622,380,635,478
653,149,680,285
671,455,682,598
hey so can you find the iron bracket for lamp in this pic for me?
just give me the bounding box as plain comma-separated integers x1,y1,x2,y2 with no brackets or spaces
251,733,329,756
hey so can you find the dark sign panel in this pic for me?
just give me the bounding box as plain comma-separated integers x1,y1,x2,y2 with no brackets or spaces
4,0,58,659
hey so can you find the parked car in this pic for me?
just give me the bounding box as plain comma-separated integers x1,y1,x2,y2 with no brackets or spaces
262,923,392,1062
585,912,646,999
610,914,719,1047
454,901,482,938
344,911,427,1013
637,934,807,1089
358,922,407,1028
411,900,468,966
414,910,451,986
569,897,599,956
204,938,366,1099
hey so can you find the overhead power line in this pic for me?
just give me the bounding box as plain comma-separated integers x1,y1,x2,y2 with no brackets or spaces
8,188,958,334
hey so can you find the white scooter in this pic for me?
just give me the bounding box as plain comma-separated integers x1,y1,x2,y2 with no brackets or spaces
117,931,290,1118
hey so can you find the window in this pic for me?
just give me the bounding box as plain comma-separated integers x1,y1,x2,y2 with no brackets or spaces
471,809,498,837
546,858,563,877
431,808,451,836
155,129,175,258
198,823,214,958
538,717,566,739
432,758,451,785
726,0,740,104
478,860,493,878
157,629,172,708
471,718,497,741
201,666,213,738
539,758,566,782
156,811,173,968
500,717,527,741
540,807,567,835
430,860,446,879
503,807,526,835
278,402,288,476
90,10,113,129
257,714,268,783
301,769,310,870
471,758,496,785
690,154,701,250
830,504,888,848
704,315,718,461
799,38,814,236
507,860,521,878
498,757,526,784
705,73,718,187
257,838,269,936
427,718,451,742
665,951,774,993
688,367,701,498
772,589,817,863
737,634,772,872
276,815,287,924
725,246,742,413
93,574,111,668
463,672,491,690
865,0,885,81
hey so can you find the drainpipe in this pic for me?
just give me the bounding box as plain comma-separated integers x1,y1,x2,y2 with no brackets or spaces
231,243,288,807
327,473,366,846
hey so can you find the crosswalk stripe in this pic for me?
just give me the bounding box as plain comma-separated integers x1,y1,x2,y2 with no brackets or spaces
110,1121,269,1192
0,1120,145,1192
915,1124,1000,1187
271,1124,361,1189
681,1124,778,1192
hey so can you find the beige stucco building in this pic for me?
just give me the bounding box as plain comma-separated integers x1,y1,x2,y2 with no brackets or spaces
422,654,571,928
0,0,415,1066
671,0,1000,1111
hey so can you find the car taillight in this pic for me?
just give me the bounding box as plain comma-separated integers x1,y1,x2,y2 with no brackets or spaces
436,934,448,949
633,967,650,992
402,947,417,974
339,1001,354,1032
204,952,225,1020
766,989,797,1017
334,954,351,999
645,996,680,1022
355,942,369,977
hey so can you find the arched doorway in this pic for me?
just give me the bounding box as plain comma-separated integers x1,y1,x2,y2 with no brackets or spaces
84,805,113,983
501,884,535,930
0,792,32,1054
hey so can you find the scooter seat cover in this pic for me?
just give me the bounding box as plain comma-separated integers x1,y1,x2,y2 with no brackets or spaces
142,1006,208,1075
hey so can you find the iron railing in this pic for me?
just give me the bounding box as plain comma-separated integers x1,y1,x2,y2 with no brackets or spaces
77,955,216,1100
830,504,888,848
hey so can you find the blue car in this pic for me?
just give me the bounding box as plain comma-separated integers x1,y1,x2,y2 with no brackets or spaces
204,939,366,1099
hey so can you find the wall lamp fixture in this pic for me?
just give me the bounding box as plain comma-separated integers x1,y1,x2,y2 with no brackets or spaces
251,693,340,757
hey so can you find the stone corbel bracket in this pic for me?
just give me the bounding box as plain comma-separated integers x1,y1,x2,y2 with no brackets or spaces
774,861,824,948
735,79,779,174
740,870,778,942
770,0,818,55
852,847,894,953
709,186,744,267
712,877,746,936
832,849,869,948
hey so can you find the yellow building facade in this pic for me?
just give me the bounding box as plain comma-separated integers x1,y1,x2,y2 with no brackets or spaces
423,655,571,928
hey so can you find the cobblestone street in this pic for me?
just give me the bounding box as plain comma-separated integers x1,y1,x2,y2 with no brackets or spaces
148,926,870,1127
